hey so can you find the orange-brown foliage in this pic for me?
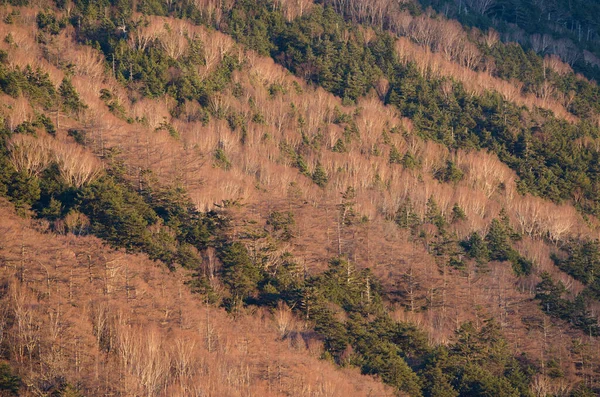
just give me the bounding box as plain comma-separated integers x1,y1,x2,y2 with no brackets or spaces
2,11,600,392
394,37,577,122
0,204,395,396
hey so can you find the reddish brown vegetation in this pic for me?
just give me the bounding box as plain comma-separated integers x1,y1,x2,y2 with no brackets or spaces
1,7,600,394
0,204,394,396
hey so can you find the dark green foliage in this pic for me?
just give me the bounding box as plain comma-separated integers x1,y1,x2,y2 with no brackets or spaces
0,362,20,395
572,60,600,86
1,1,597,393
338,186,357,226
0,125,39,210
486,219,513,262
213,148,231,170
222,2,381,101
140,178,216,247
311,259,356,310
36,11,66,35
2,0,29,5
36,114,56,135
295,153,310,176
59,77,87,114
67,129,87,145
485,218,531,275
451,203,466,223
536,273,570,315
78,176,158,250
545,359,564,379
421,0,600,82
0,119,542,397
155,118,179,139
434,160,464,184
462,232,490,265
268,82,286,97
291,258,430,394
220,241,261,309
401,152,420,169
64,0,600,216
485,217,533,276
395,198,421,230
570,384,598,397
225,0,280,56
457,219,532,275
315,314,350,359
360,341,423,396
3,9,20,24
8,171,41,210
389,145,403,164
383,55,600,212
420,349,459,397
267,210,295,241
258,252,304,304
99,88,129,120
312,161,328,188
137,0,168,16
552,240,600,287
332,138,347,153
219,0,600,215
72,6,240,107
425,196,445,229
38,196,63,221
10,113,56,136
0,62,57,109
419,320,530,397
0,67,22,98
512,256,533,277
454,363,519,397
535,272,600,336
280,141,312,177
489,44,543,92
548,239,600,335
63,172,213,269
33,161,74,218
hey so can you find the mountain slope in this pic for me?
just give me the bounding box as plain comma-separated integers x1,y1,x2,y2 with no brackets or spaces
0,0,600,396
0,202,395,396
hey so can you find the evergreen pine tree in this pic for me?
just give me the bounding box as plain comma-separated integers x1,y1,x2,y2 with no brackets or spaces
485,219,514,262
220,241,261,309
451,203,467,223
395,198,420,229
462,232,490,264
312,161,329,188
59,77,87,114
389,145,402,164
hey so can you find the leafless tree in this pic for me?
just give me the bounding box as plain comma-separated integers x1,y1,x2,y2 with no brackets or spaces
482,28,499,47
53,141,103,188
7,134,52,177
465,0,495,15
273,301,295,339
530,33,551,53
171,336,196,382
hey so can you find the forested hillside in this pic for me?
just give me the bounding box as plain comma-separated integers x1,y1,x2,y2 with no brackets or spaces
420,0,600,81
0,0,600,396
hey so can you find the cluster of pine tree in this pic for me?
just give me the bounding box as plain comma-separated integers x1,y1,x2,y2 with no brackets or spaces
2,0,600,394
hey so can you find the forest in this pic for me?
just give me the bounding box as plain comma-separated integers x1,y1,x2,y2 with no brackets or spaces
0,0,600,395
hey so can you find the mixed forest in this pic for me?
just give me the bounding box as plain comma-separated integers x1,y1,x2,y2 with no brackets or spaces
1,0,600,395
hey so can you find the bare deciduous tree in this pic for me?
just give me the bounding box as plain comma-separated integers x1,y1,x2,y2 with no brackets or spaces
274,301,294,339
465,0,495,15
7,134,53,177
53,141,103,188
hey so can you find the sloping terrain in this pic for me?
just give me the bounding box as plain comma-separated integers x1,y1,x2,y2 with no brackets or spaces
0,202,394,396
0,0,599,396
